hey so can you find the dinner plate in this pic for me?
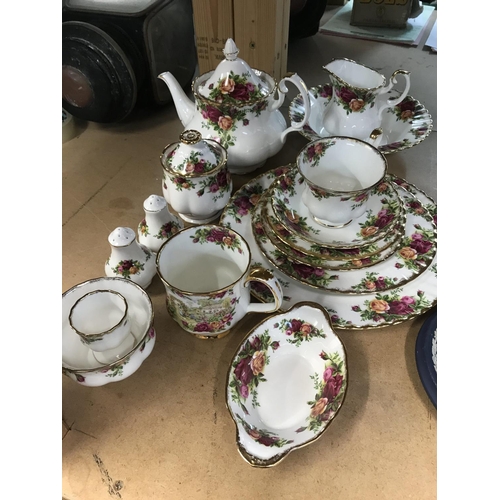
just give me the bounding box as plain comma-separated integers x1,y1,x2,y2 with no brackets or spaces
270,168,403,248
252,184,436,294
415,308,437,407
226,302,347,467
220,167,437,329
289,84,433,155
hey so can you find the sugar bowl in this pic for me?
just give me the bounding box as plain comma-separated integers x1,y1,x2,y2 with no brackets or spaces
161,130,232,224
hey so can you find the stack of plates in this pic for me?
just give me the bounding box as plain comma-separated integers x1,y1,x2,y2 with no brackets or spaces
220,165,437,330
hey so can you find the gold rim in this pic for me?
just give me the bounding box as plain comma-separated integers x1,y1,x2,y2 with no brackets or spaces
160,138,228,179
155,224,252,297
224,301,349,467
69,289,128,339
297,136,388,196
269,171,402,249
62,277,154,374
323,57,386,92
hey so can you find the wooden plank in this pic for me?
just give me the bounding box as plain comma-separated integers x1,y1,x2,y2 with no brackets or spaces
191,0,235,74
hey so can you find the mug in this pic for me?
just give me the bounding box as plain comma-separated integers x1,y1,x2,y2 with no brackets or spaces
156,225,284,339
322,58,411,142
297,136,388,227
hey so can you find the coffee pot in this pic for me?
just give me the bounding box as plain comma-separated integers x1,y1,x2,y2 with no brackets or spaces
158,38,311,175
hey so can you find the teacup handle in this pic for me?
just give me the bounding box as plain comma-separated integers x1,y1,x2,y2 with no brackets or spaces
377,70,411,119
270,73,311,142
244,267,284,314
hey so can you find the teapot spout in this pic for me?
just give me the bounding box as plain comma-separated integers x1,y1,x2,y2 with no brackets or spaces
158,72,195,127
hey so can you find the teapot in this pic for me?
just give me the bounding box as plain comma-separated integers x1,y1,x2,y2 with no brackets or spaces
158,38,311,174
322,58,411,144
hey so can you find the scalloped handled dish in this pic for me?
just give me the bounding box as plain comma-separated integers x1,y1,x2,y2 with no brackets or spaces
226,302,347,467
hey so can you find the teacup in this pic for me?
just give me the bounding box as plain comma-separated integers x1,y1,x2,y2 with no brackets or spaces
322,58,411,142
156,224,283,339
69,289,132,352
297,136,388,227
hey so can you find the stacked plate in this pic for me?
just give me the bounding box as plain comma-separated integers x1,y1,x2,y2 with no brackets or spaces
220,165,437,330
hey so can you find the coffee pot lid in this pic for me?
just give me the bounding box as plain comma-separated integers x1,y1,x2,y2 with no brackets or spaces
197,38,272,103
162,130,226,176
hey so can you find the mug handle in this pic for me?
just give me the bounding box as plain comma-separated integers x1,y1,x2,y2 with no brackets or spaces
244,267,284,313
377,70,411,119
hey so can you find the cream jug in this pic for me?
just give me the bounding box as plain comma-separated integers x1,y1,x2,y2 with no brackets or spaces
322,58,411,142
158,38,311,174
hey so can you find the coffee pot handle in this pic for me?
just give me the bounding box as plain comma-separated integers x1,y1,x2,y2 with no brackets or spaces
244,267,284,314
377,70,411,119
270,73,311,142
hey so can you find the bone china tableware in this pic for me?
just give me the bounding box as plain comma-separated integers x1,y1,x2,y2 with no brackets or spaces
157,38,311,174
271,166,401,248
155,224,283,339
220,167,437,330
226,302,347,467
105,227,156,288
252,183,436,294
297,137,388,228
415,307,437,408
138,194,183,253
62,277,156,387
160,130,232,224
322,58,411,142
289,85,433,154
69,289,131,352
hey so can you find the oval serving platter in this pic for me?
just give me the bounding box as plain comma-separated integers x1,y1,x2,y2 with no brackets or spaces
226,302,347,467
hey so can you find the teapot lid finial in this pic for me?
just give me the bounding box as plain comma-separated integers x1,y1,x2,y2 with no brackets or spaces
223,38,239,61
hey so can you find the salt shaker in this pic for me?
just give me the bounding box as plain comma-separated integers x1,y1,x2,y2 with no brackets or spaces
138,194,183,253
105,227,156,289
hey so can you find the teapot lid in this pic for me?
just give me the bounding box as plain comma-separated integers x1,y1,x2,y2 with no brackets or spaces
196,38,273,104
161,130,227,176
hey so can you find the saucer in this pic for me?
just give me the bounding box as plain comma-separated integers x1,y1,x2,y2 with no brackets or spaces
271,168,403,248
220,167,437,329
415,308,437,408
253,184,436,294
258,191,403,271
62,277,156,387
289,84,433,155
264,189,405,262
226,302,347,467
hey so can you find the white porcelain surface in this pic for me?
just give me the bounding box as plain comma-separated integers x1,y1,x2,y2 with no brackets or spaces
226,302,347,467
289,85,433,155
155,225,284,338
161,132,232,223
297,137,388,226
157,39,311,174
69,289,131,352
271,167,402,248
322,58,411,141
62,277,156,387
105,227,156,288
138,194,183,253
220,167,437,330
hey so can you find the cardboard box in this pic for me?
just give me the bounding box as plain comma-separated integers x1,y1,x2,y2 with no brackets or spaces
191,0,291,81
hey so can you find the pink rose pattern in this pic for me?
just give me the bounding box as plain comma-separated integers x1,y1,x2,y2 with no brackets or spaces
296,350,346,434
198,71,269,150
229,330,281,414
235,414,294,448
190,226,243,253
274,318,326,346
331,78,376,115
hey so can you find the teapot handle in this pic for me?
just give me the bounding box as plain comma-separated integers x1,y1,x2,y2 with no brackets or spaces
377,70,411,119
271,73,311,143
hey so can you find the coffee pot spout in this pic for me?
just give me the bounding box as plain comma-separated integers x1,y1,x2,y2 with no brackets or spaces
158,71,195,127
